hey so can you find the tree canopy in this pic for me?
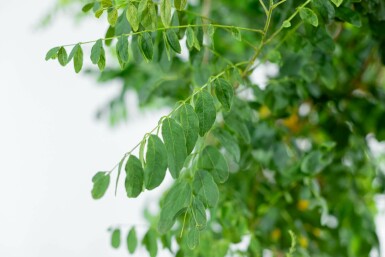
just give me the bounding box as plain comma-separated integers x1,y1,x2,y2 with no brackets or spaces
46,0,385,256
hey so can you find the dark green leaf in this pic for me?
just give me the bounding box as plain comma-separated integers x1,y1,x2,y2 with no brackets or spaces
161,118,187,178
193,170,219,207
198,146,229,183
335,6,362,27
160,0,171,27
139,32,154,62
125,155,144,198
194,90,216,136
145,135,168,190
104,26,115,46
45,47,60,60
90,39,103,64
111,228,121,248
127,227,138,254
158,181,192,233
126,3,139,31
215,78,234,111
116,35,129,68
174,103,199,154
166,30,181,54
91,171,110,199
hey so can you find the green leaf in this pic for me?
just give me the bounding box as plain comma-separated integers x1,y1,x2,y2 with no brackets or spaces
57,47,68,66
231,27,242,41
90,39,103,64
125,155,144,198
198,146,229,183
174,103,199,154
161,118,187,179
166,30,181,54
126,3,139,32
45,47,60,60
101,0,113,8
186,27,195,50
224,114,251,143
214,78,234,111
107,8,118,26
330,0,343,7
301,150,332,174
335,6,362,27
160,0,171,27
158,181,192,233
194,90,216,136
127,227,138,254
207,24,215,39
114,156,125,196
142,228,158,257
91,171,110,199
193,170,219,207
187,227,200,249
282,20,291,28
98,47,106,71
116,35,129,68
138,0,148,14
111,228,121,249
212,129,240,162
104,26,115,46
144,135,168,190
68,44,83,73
95,8,104,18
162,32,172,61
192,198,206,230
138,32,154,62
299,7,319,27
174,0,187,11
82,3,94,12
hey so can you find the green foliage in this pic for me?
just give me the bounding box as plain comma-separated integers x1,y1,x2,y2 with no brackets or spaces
47,0,385,256
91,171,110,199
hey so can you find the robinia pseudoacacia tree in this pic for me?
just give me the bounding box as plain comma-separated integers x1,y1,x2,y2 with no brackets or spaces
46,0,385,256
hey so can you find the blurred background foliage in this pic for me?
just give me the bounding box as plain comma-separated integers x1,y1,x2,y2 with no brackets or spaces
46,0,385,256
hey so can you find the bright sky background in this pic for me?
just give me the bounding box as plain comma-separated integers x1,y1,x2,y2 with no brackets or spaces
0,1,384,257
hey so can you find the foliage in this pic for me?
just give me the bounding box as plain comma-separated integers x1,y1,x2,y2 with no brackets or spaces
47,0,385,256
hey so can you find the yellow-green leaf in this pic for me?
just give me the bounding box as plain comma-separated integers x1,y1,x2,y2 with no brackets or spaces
214,78,234,111
126,3,139,31
160,0,171,27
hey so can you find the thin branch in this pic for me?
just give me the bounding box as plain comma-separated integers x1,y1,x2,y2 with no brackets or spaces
57,24,264,48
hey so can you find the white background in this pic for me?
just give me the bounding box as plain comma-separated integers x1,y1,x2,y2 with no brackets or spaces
0,1,384,256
